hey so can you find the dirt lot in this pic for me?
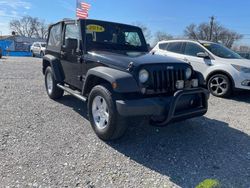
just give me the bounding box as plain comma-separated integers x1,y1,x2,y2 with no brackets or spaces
0,57,250,188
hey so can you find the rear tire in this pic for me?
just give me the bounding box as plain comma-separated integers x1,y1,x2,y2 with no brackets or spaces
208,74,232,97
45,67,64,99
88,84,128,141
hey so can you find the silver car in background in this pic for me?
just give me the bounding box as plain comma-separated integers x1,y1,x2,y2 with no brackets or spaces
30,42,46,57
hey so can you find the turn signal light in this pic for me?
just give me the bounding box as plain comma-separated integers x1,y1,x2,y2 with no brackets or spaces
191,79,199,88
176,80,184,89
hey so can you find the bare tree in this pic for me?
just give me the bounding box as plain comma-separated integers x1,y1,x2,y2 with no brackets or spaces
184,24,197,39
10,16,48,39
133,22,152,42
184,22,242,48
154,31,173,44
34,20,48,39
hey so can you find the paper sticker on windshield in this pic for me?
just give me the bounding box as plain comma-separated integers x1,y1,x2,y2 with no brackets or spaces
86,25,105,32
203,43,211,47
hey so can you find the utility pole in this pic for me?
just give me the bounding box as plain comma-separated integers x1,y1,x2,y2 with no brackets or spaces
209,16,215,41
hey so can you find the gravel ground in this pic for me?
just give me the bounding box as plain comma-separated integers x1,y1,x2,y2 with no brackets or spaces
0,57,250,188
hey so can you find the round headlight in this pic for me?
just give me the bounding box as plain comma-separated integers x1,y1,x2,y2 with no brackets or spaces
139,69,149,83
185,68,192,79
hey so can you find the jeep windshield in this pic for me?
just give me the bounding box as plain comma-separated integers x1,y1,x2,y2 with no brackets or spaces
201,42,242,59
84,20,148,52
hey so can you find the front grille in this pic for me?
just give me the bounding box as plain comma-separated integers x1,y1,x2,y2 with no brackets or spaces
147,68,186,94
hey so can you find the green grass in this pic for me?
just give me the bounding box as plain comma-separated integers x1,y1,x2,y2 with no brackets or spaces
196,179,221,188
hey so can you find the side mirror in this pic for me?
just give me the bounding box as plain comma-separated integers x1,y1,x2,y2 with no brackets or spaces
197,52,210,59
65,38,78,50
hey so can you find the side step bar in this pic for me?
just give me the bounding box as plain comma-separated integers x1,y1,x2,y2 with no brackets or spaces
57,84,87,102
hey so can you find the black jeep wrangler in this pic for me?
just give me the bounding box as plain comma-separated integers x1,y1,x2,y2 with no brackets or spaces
43,19,209,140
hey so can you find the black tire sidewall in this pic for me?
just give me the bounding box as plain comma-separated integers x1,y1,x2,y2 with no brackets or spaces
45,67,63,99
208,74,232,97
88,85,119,140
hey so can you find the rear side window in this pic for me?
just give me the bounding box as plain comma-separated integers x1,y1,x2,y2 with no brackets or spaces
159,43,168,50
167,42,183,53
48,23,62,48
184,42,205,57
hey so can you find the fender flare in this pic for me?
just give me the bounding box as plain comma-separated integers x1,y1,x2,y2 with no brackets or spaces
43,55,65,82
194,70,206,86
82,66,140,94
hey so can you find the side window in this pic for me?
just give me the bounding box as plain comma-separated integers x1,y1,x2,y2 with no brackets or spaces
48,23,61,48
124,32,141,46
184,42,205,57
167,42,183,53
159,43,168,50
64,24,79,44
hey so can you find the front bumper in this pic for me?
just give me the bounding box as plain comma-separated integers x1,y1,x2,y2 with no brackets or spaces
232,72,250,90
116,88,209,124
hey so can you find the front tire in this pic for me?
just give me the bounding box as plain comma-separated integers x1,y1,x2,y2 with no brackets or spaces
208,74,232,97
45,67,64,99
88,84,128,141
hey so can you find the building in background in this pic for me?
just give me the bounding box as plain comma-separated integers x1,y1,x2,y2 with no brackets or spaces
0,35,46,56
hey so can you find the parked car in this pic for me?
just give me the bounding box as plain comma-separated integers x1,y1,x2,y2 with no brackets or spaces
31,42,46,57
237,52,250,59
0,47,2,58
42,19,209,141
152,40,250,97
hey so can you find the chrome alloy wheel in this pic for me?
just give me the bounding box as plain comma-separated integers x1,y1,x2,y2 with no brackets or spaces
209,76,228,96
92,96,109,130
46,72,53,94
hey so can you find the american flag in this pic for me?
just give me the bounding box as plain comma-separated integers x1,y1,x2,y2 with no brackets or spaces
76,0,91,19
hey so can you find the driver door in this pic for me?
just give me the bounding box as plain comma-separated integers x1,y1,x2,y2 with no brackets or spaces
60,22,83,89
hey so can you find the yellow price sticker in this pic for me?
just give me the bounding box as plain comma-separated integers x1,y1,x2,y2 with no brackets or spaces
86,25,105,32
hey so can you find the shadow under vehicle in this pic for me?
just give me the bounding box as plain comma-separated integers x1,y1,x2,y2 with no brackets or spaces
56,95,250,188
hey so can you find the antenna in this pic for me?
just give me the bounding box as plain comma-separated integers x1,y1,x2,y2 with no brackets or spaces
209,16,215,41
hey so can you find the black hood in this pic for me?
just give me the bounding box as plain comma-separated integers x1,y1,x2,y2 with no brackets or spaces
87,51,186,71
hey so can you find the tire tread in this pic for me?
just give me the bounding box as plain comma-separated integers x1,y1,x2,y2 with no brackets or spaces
88,84,127,140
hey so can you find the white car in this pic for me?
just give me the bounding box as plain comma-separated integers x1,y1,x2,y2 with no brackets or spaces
152,40,250,97
30,42,46,57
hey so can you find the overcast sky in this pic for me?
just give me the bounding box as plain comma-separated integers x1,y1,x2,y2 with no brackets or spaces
0,0,250,45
